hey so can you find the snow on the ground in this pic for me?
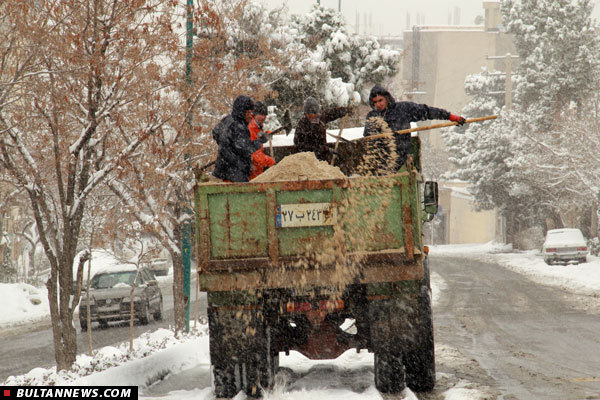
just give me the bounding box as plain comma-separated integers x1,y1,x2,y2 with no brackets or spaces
0,250,173,329
2,242,599,400
0,282,49,327
430,241,600,296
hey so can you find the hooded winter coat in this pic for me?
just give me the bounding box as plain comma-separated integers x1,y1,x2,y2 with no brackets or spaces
248,117,275,180
212,95,263,182
293,106,350,162
363,85,450,171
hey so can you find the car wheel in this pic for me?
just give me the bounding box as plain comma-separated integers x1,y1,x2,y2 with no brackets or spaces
99,319,109,329
153,298,163,321
139,302,150,325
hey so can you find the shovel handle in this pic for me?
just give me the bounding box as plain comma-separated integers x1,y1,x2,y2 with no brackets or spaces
362,115,497,141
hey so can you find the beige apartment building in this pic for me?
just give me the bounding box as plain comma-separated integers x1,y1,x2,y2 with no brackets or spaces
400,1,515,244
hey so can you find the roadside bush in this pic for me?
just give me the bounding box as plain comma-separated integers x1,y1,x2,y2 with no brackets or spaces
587,237,600,256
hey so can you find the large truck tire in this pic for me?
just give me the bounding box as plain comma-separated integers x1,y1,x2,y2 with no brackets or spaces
369,294,407,393
403,287,435,391
374,351,406,393
208,300,278,398
404,257,435,391
212,362,238,399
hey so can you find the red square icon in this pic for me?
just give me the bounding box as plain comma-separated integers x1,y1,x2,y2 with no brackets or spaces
3,389,9,397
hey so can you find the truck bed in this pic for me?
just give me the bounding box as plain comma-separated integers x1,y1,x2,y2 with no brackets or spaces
195,172,424,291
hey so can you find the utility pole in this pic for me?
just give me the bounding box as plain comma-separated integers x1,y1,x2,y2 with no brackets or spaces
486,53,519,110
505,53,513,110
182,0,193,333
486,53,518,244
338,0,341,12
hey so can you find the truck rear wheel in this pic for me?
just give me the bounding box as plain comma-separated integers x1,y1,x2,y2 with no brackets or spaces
403,286,435,391
374,351,406,393
403,257,435,391
208,303,278,398
212,362,238,398
370,296,407,393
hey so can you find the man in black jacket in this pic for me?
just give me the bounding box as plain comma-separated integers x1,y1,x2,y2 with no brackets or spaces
293,96,352,162
212,95,269,182
363,85,465,172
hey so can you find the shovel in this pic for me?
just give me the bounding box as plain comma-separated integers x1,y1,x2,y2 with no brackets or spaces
362,115,497,141
330,101,355,165
267,109,292,158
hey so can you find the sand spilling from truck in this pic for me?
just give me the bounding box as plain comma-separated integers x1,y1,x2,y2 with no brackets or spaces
251,152,346,182
257,124,401,294
355,116,399,176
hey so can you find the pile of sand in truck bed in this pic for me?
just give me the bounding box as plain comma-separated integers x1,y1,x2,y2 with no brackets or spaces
252,152,346,182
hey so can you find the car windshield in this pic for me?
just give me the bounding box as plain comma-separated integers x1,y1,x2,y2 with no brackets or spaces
90,271,141,289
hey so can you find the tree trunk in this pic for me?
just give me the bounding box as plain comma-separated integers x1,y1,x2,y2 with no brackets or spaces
591,200,598,239
171,250,185,334
47,260,78,371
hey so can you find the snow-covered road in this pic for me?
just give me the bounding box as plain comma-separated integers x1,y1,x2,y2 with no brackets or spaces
2,242,599,399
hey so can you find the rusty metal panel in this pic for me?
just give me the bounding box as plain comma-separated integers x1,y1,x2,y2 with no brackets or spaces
266,191,279,265
208,192,268,259
195,187,211,274
197,252,424,292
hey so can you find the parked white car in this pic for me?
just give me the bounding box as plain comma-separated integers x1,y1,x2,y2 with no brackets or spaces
542,228,588,265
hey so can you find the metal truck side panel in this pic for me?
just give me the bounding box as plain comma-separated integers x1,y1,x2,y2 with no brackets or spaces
208,192,268,259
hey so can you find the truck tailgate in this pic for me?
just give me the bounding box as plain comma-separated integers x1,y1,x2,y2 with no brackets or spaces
195,173,423,290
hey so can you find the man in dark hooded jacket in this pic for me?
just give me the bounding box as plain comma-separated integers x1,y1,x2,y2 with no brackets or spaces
363,85,465,172
293,96,353,162
212,95,269,182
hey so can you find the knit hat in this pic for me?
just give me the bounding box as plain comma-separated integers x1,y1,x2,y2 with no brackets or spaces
253,101,268,116
303,97,321,114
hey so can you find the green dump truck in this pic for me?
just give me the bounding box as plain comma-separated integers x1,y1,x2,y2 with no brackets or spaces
194,150,439,397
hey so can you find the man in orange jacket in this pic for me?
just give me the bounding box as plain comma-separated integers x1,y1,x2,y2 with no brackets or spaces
247,101,275,180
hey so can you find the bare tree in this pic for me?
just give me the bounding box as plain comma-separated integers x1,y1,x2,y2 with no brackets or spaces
102,0,282,333
0,1,182,370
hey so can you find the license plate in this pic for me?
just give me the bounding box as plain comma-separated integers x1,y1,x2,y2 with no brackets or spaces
98,305,120,313
276,203,336,228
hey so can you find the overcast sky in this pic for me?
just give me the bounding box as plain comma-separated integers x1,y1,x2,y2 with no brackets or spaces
258,0,600,36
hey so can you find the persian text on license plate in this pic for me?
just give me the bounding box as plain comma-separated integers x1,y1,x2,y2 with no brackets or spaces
276,203,336,228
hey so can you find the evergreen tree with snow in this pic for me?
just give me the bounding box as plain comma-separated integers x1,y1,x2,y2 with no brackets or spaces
288,5,399,105
207,1,400,111
444,0,600,244
442,70,544,240
501,0,600,232
502,0,600,131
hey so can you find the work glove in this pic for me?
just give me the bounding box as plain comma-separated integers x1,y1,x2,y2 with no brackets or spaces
257,131,271,143
449,114,466,126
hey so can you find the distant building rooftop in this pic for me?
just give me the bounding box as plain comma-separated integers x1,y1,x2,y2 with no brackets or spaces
375,35,403,50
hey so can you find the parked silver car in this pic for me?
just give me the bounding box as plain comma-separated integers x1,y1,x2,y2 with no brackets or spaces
79,265,162,331
542,228,588,265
